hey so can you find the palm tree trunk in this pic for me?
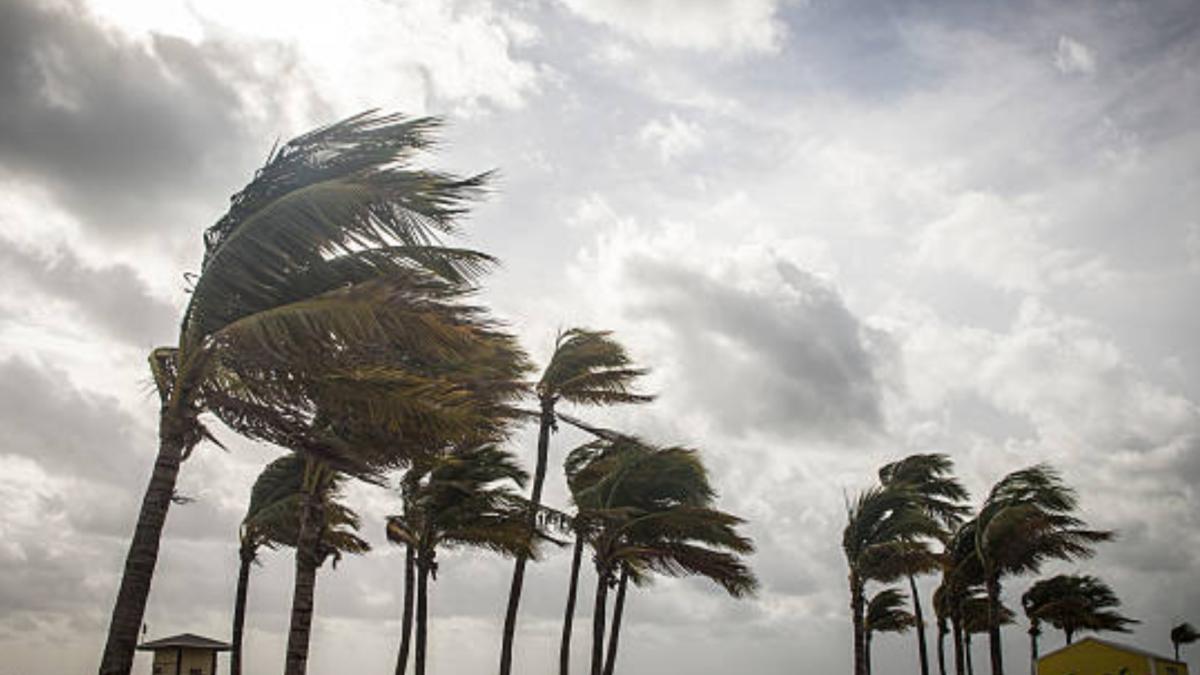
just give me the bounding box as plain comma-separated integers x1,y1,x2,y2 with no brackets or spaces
99,416,185,675
1174,642,1180,661
1064,629,1073,645
952,614,966,675
231,546,254,675
602,568,629,675
1028,627,1039,675
590,572,610,675
284,483,324,675
937,620,948,675
850,572,867,675
415,556,431,675
559,533,585,675
965,635,974,675
986,575,1004,675
911,574,931,675
499,402,554,675
394,543,415,675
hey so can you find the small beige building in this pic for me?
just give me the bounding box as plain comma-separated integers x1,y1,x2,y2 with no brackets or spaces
137,633,231,675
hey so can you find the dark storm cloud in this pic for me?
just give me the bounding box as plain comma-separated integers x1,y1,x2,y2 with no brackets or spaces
1,235,178,347
0,357,150,485
0,0,272,239
625,257,887,440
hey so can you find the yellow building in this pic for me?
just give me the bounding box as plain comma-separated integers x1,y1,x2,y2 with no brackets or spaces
1037,637,1189,675
137,633,231,675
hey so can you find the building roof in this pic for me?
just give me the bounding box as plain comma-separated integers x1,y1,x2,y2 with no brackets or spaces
137,633,232,652
1038,636,1183,665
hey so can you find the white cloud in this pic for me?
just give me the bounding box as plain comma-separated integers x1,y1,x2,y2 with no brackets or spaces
639,113,705,162
559,0,785,54
79,0,543,114
913,191,1114,293
1054,35,1097,76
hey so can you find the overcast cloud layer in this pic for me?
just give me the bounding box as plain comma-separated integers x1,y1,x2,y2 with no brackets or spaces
1,1,1198,674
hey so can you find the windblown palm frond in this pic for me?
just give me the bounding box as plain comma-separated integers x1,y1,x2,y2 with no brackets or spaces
1172,623,1199,660
1023,575,1137,642
843,486,942,569
866,588,917,635
184,111,494,345
242,454,370,566
538,329,654,405
879,453,971,532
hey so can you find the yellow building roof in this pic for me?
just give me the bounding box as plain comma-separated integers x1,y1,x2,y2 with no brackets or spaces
1039,636,1185,666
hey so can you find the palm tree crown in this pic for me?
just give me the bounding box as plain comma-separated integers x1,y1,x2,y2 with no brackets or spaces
1171,623,1199,661
1022,574,1136,646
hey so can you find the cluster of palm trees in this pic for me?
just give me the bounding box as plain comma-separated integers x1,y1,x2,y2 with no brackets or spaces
844,454,1134,675
96,111,756,675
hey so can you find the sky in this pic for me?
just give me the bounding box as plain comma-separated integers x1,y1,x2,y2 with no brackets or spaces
1,0,1198,673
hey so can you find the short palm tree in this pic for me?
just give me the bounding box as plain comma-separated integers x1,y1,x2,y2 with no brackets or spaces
580,442,756,675
1170,622,1198,661
864,587,917,675
499,329,652,675
936,518,986,675
973,465,1113,675
100,111,496,675
387,443,541,675
844,485,941,675
880,454,971,675
1022,574,1136,664
962,593,1014,675
231,455,368,675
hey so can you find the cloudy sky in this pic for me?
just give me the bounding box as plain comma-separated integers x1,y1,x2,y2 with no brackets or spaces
2,0,1199,673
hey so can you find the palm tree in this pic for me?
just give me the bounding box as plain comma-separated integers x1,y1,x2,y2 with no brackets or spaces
936,519,985,675
974,465,1114,675
844,486,941,675
498,329,652,675
555,430,755,675
962,593,1014,675
1170,623,1198,661
1022,574,1136,666
582,446,756,675
99,111,496,675
231,455,368,675
880,454,971,675
387,443,542,675
865,588,917,675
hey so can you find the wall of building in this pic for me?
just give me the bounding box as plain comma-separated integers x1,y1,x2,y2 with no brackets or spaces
148,649,217,675
1153,657,1189,675
1038,640,1152,675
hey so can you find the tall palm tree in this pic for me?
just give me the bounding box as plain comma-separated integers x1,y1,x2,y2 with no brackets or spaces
387,443,543,675
865,588,917,675
844,486,941,675
973,465,1114,675
231,455,368,675
498,329,652,675
880,454,971,675
1022,573,1136,666
100,111,496,675
1171,623,1199,661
